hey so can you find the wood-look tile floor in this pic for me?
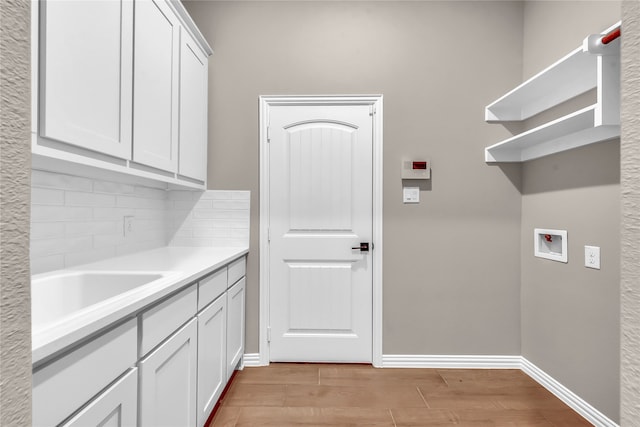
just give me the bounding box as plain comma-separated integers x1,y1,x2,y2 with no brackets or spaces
208,363,592,426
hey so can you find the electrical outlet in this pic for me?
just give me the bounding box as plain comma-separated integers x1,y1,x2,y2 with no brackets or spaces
584,245,600,270
123,216,135,238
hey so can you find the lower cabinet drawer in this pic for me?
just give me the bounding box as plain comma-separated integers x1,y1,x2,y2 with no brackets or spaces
140,284,197,356
198,267,227,311
61,368,138,427
32,319,137,427
227,256,246,287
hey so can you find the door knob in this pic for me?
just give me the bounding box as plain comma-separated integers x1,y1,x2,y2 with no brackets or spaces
351,243,369,252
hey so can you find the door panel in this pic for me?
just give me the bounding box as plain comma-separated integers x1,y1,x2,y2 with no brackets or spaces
268,104,373,363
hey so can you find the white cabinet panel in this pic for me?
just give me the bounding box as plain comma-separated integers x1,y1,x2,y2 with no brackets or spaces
32,319,137,427
61,368,138,427
197,296,226,427
140,284,197,357
227,256,246,288
139,318,198,427
133,0,179,172
39,0,133,159
179,31,208,182
198,267,227,312
226,278,246,380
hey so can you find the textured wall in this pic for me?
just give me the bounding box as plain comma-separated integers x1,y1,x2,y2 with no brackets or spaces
183,0,525,356
621,1,640,424
520,1,621,422
0,0,32,424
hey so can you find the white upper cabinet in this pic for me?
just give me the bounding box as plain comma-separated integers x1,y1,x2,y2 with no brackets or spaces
132,0,180,173
179,31,209,182
33,0,213,189
39,0,133,159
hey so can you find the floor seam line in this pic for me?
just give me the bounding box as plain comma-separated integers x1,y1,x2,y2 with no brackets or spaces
416,385,430,408
388,408,397,427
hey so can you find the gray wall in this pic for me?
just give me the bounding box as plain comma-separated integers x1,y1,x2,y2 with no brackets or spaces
183,0,525,357
520,1,621,422
0,0,32,424
621,1,640,424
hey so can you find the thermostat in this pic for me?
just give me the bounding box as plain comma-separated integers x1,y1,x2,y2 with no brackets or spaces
401,159,431,180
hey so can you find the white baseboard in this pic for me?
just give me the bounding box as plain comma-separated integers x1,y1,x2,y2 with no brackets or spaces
244,352,618,427
521,357,619,427
242,353,262,367
382,354,522,369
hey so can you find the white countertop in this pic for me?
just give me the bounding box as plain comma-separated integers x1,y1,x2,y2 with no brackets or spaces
32,246,248,365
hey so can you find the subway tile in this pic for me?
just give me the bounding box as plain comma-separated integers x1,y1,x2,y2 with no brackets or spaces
65,221,119,237
31,254,65,275
31,222,65,240
31,188,65,205
171,236,215,247
231,191,250,200
133,208,165,220
31,236,93,257
32,205,93,222
194,199,214,209
65,247,117,268
200,190,233,200
32,170,93,192
211,200,250,210
116,238,166,256
66,191,116,207
167,190,194,201
230,228,250,238
93,180,135,195
133,185,167,200
117,195,165,209
94,233,125,249
174,200,198,210
92,207,135,220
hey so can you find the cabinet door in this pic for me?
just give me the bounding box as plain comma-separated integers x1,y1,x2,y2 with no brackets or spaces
226,278,246,380
197,296,226,427
61,368,137,427
178,31,208,182
133,0,179,172
39,0,133,159
139,319,197,427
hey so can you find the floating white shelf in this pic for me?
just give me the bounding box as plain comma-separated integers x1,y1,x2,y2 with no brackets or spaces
485,22,621,163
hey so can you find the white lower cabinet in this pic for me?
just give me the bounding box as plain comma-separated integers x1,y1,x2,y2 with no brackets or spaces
226,277,246,380
197,296,227,427
139,318,198,427
61,368,138,427
32,255,246,427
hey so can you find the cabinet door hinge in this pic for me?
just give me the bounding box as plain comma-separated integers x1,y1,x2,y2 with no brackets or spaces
268,228,271,243
267,326,271,343
369,105,376,116
266,126,271,142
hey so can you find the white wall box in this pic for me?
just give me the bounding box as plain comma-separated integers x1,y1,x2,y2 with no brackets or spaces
139,318,198,427
197,295,227,427
32,319,137,427
60,368,138,427
226,277,246,380
534,228,568,263
485,22,620,163
32,0,213,190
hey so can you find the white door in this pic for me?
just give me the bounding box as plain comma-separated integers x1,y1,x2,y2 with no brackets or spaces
39,0,133,159
268,103,373,362
133,0,179,172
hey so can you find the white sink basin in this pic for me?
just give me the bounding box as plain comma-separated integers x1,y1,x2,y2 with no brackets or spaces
32,271,173,328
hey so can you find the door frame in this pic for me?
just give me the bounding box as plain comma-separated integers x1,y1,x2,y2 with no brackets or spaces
258,95,384,367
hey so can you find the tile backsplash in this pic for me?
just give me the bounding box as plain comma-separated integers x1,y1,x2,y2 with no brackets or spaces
30,170,250,275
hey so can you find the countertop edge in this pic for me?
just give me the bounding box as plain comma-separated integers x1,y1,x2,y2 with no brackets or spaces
32,246,249,367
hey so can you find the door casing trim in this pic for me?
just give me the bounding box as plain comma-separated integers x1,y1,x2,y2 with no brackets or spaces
258,95,383,366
